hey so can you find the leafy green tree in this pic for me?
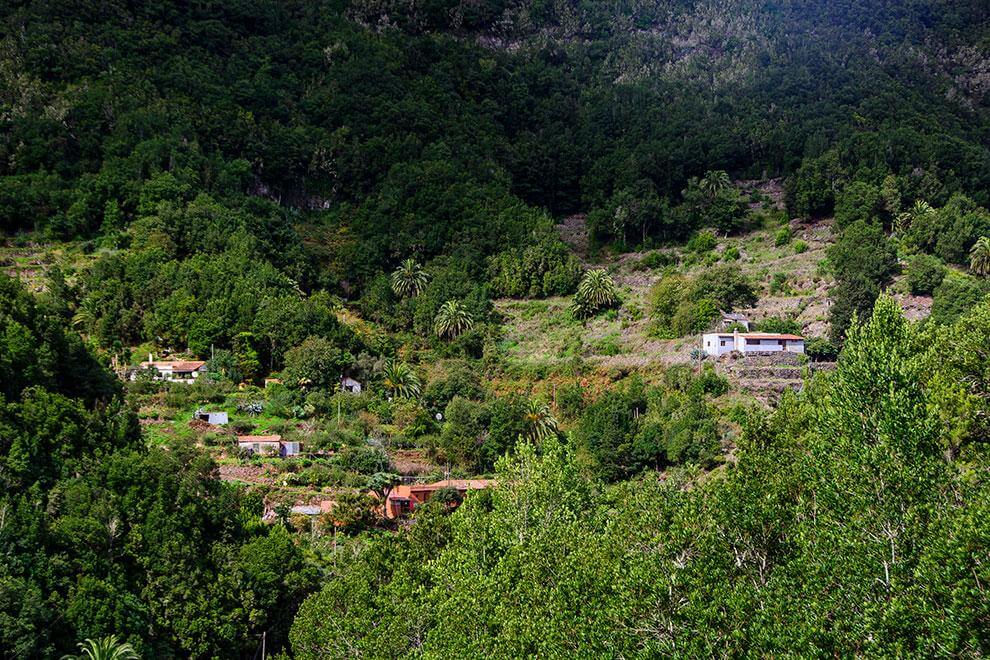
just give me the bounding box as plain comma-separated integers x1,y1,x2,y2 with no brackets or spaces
366,472,402,503
905,253,946,294
282,336,353,390
834,180,884,229
488,231,582,297
828,220,898,341
931,271,988,325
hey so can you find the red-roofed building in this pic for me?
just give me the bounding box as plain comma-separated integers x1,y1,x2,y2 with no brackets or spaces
385,479,492,519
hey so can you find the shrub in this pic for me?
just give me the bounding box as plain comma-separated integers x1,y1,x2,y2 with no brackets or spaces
769,272,790,295
722,246,740,261
756,316,801,335
774,227,792,246
687,230,717,253
793,239,808,254
905,253,946,295
931,271,988,325
632,251,678,271
692,364,729,397
334,445,390,475
556,383,586,420
834,180,884,229
804,337,839,361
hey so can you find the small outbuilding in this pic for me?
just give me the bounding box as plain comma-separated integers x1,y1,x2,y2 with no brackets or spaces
236,435,302,457
717,311,751,331
194,410,228,425
341,376,362,394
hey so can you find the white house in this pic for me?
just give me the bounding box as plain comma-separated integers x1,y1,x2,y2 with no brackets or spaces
702,331,804,357
137,355,207,383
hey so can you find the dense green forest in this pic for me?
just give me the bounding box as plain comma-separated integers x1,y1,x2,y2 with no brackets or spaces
2,0,990,657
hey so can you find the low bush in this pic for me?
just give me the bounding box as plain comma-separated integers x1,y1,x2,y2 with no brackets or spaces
905,253,946,295
687,230,717,253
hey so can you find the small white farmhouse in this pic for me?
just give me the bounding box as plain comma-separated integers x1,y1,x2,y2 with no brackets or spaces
702,330,804,357
136,355,207,383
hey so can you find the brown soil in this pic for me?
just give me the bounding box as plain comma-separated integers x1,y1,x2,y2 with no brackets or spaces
390,449,437,476
218,463,273,485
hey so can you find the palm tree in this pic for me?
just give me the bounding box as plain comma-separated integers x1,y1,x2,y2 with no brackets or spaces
61,636,139,660
71,299,97,333
970,236,990,276
573,269,618,319
391,258,429,298
434,300,474,339
382,359,421,399
699,170,732,198
522,399,558,443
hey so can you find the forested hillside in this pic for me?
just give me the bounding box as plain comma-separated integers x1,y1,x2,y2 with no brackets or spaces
2,0,990,657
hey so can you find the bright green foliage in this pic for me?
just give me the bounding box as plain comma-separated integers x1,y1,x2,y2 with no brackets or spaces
290,297,990,657
282,336,354,390
573,269,618,319
906,253,946,294
0,276,316,658
774,227,792,246
931,271,989,325
969,236,990,276
521,399,558,444
61,635,139,660
390,259,429,298
381,360,421,399
756,316,802,335
434,300,475,340
828,220,899,341
365,472,402,502
903,195,990,265
488,232,582,298
687,230,718,253
650,265,757,338
834,180,884,229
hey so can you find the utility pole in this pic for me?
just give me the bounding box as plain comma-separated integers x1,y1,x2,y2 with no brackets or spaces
261,631,266,659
